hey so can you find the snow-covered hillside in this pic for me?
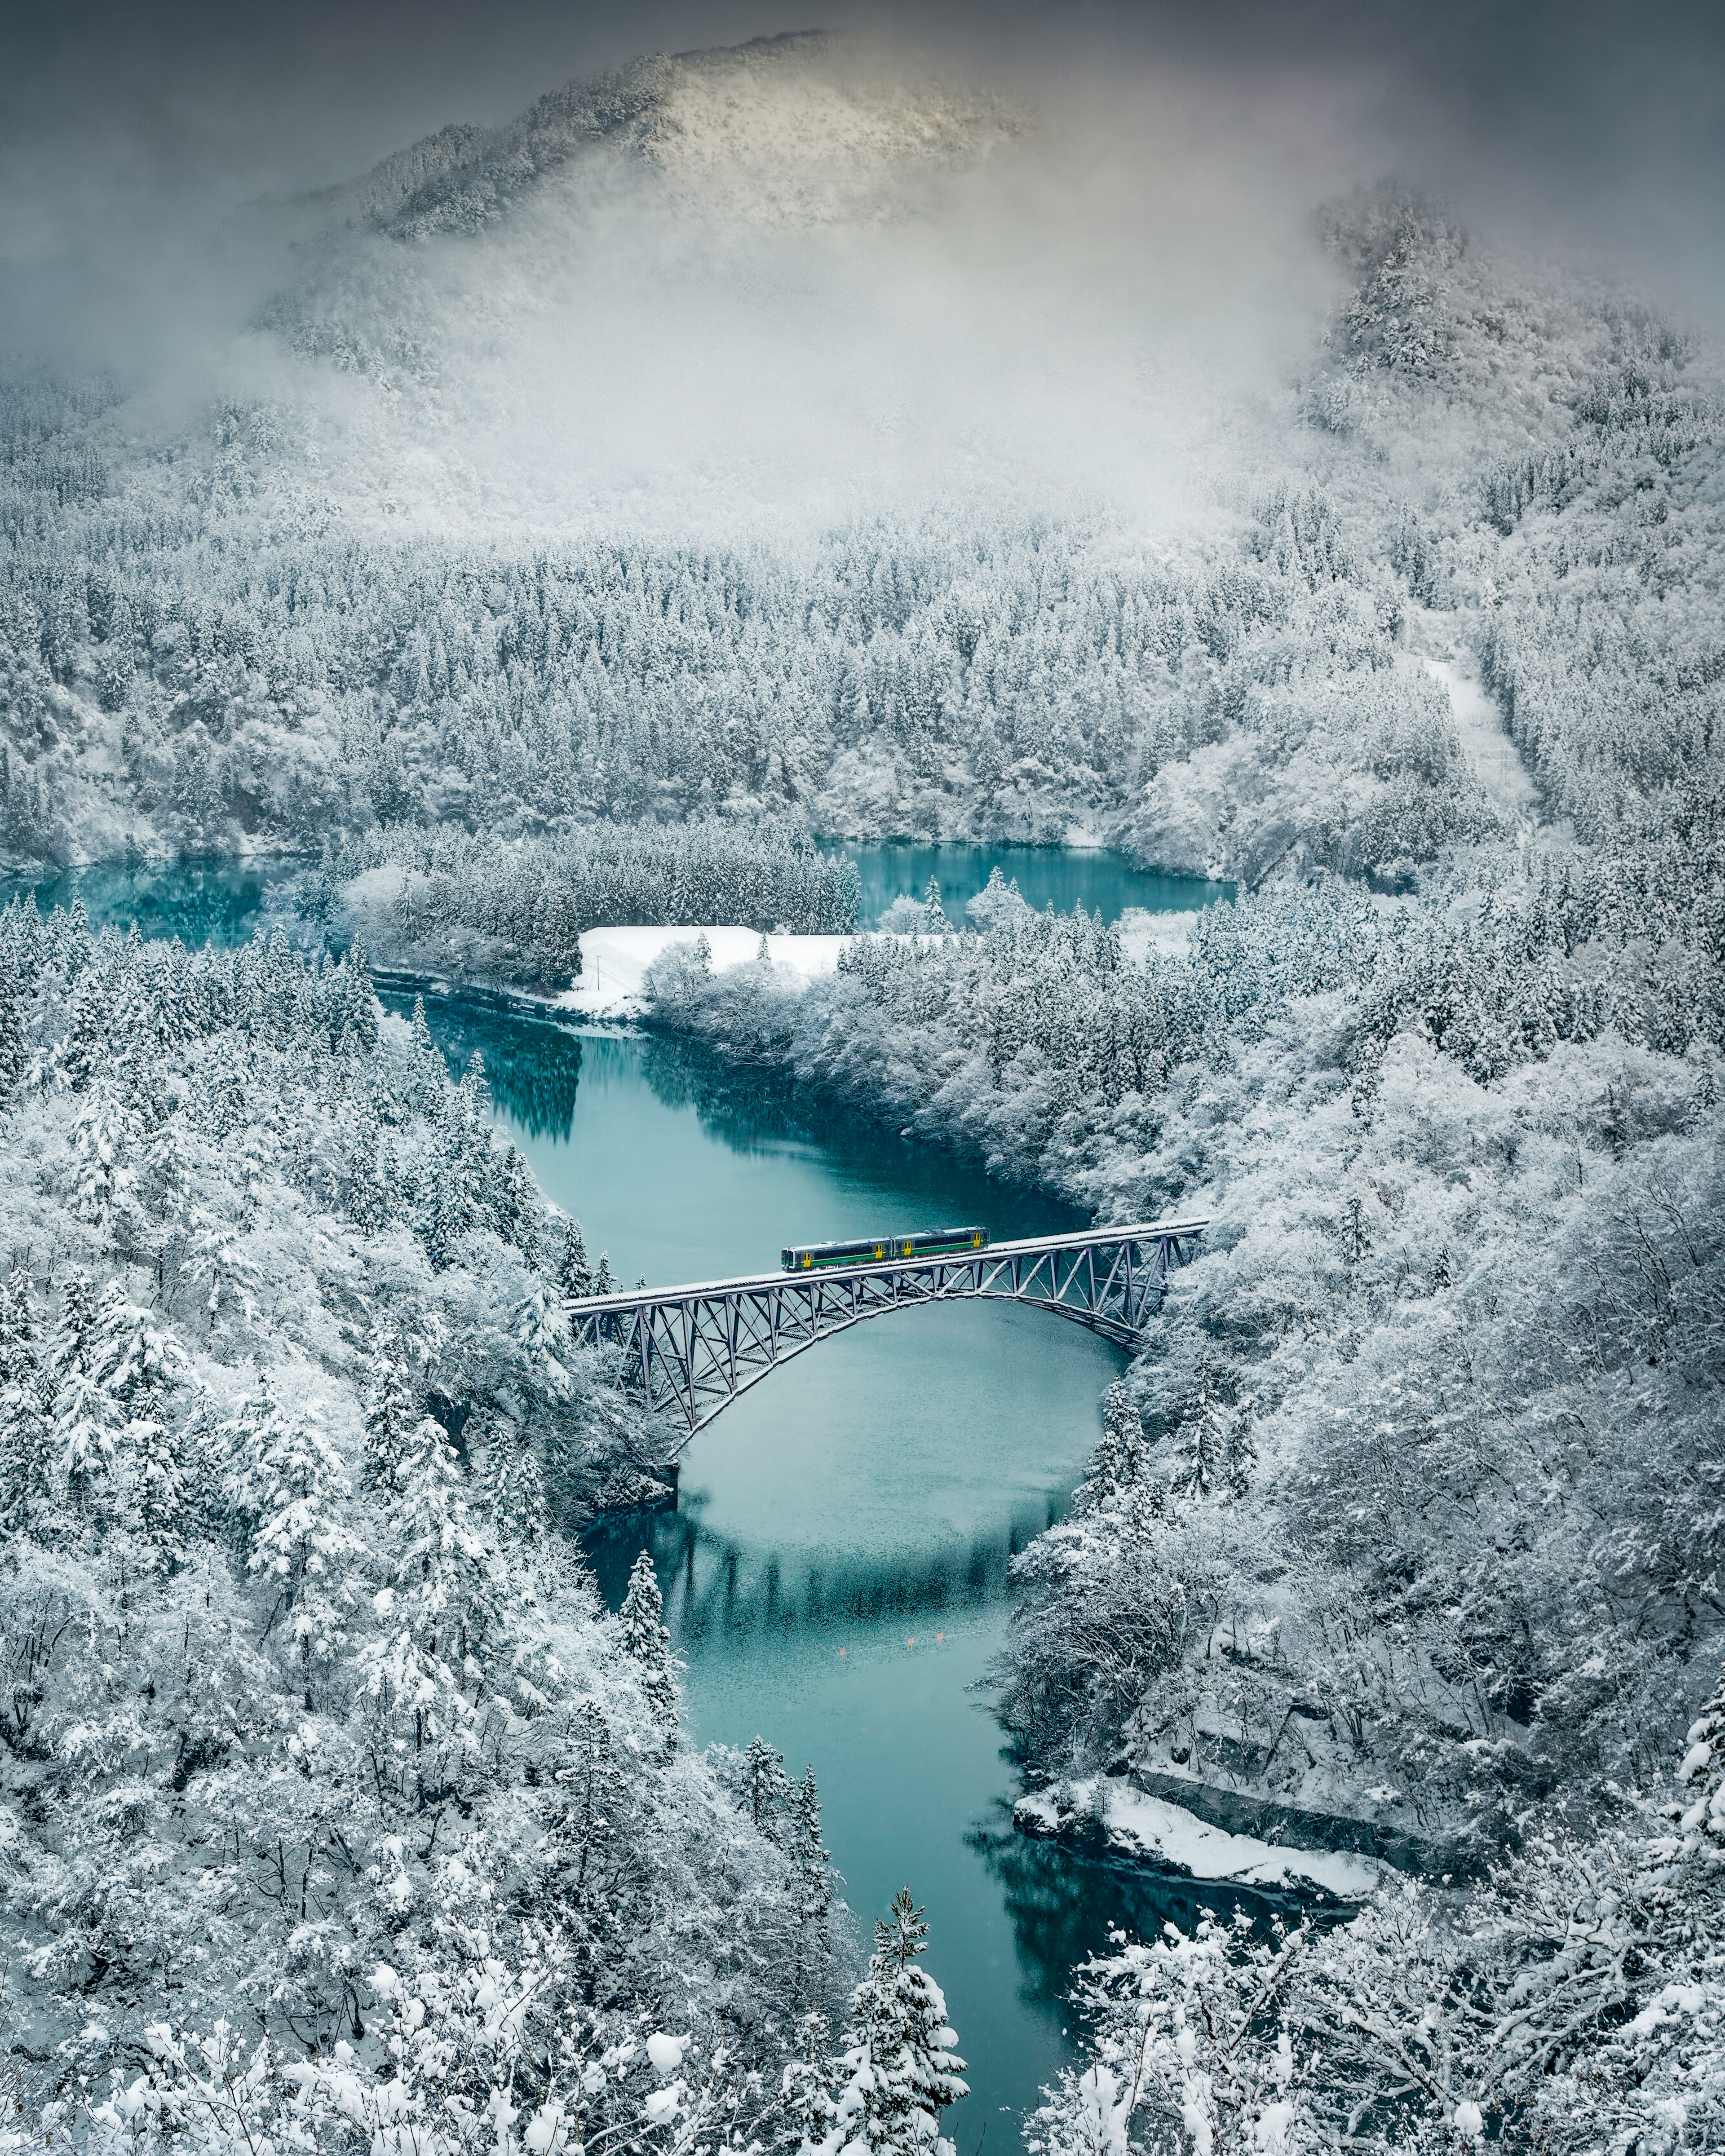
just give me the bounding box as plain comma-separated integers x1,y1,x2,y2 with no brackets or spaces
5,28,1720,888
326,31,1024,238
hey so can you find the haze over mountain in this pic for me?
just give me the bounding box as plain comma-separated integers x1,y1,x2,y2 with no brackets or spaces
76,26,1358,540
4,23,1722,872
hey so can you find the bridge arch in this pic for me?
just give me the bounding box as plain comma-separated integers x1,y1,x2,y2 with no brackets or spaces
565,1222,1206,1441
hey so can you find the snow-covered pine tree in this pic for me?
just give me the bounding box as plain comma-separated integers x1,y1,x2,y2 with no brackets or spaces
489,1142,538,1255
619,1547,677,1736
361,1315,419,1492
1170,1352,1239,1500
84,1279,189,1562
788,1765,836,2010
1089,1379,1148,1505
783,2012,840,2152
743,1734,792,1836
223,1375,365,1710
593,1251,615,1296
407,994,441,1100
0,957,26,1102
0,1273,51,1530
346,1094,391,1234
369,1414,502,1767
68,1076,141,1227
48,1268,118,1523
487,1422,547,1542
816,1887,968,2156
340,932,380,1053
558,1217,593,1299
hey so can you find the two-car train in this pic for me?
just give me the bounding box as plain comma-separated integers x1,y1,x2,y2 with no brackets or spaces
780,1225,989,1272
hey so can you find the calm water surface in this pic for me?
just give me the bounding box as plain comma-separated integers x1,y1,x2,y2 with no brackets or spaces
0,857,300,946
839,842,1232,927
0,845,1229,945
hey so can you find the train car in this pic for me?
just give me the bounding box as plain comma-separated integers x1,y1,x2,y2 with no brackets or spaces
780,1226,989,1272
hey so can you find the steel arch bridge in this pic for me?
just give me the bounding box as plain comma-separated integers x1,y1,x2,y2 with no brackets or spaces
565,1219,1207,1440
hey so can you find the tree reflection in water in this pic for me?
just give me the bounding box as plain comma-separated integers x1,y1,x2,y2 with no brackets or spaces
967,1804,1325,2029
378,986,586,1142
586,1493,1063,1642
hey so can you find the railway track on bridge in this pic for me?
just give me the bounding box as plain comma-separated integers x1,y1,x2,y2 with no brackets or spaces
565,1219,1208,1437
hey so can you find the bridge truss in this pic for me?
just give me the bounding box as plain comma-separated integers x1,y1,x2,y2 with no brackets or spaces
565,1220,1207,1439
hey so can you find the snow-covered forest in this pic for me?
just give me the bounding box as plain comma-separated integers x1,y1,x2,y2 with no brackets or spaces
305,821,860,990
12,192,1712,888
617,171,1725,2156
0,902,1002,2153
3,16,1724,2153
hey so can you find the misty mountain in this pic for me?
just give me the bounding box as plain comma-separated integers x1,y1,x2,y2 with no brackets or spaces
0,35,1720,885
323,29,1023,239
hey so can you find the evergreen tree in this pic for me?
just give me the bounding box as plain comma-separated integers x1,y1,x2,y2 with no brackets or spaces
340,934,380,1053
377,1415,500,1742
48,1268,115,1521
408,994,441,1100
1090,1379,1148,1504
788,1766,836,2010
126,1398,191,1568
619,1548,677,1735
593,1251,615,1296
347,1096,392,1233
818,1888,968,2156
487,1423,546,1542
224,1377,365,1709
743,1734,792,1836
361,1317,419,1493
69,1077,140,1227
0,1273,50,1530
557,1217,593,1299
489,1143,537,1252
0,960,26,1103
84,1279,189,1559
782,2013,839,2151
1171,1353,1240,1500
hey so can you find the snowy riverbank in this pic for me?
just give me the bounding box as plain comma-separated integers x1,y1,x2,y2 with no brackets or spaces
559,925,854,1021
1015,1779,1381,1903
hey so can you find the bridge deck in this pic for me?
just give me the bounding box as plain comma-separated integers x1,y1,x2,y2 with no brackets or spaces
565,1218,1210,1313
563,1219,1209,1435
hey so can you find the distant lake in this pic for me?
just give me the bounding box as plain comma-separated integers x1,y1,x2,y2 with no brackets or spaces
836,842,1231,926
0,857,296,948
0,844,1233,948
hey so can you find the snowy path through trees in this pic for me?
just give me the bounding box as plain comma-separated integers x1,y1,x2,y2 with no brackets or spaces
1420,653,1542,830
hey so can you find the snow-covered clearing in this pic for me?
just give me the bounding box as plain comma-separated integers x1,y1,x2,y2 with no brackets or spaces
1015,1780,1382,1901
561,925,854,1019
1420,655,1542,828
1117,905,1197,964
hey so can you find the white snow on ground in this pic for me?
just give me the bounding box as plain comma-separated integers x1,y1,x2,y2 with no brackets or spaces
1016,1779,1382,1900
1420,655,1542,829
1118,906,1197,964
559,925,854,1019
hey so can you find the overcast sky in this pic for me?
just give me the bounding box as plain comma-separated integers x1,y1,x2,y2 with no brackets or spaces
3,0,1721,374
